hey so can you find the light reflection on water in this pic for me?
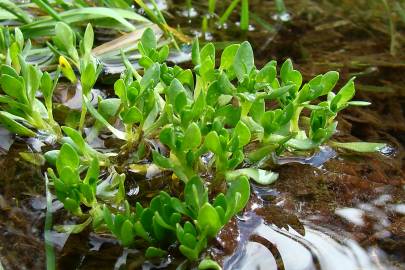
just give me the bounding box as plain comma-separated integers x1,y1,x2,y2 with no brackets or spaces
227,220,394,270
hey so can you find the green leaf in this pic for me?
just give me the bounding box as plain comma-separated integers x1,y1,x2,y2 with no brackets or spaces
140,62,160,90
220,44,239,71
226,175,250,212
198,259,222,270
234,121,251,147
198,203,222,237
140,28,157,54
158,45,170,62
233,41,254,81
120,219,134,246
331,78,355,112
280,58,293,82
80,183,94,203
84,96,127,140
60,166,78,186
145,247,167,258
280,59,302,89
114,79,126,102
1,74,27,103
56,143,79,173
179,245,199,261
191,38,200,66
152,150,174,169
176,70,194,90
0,111,35,137
44,150,59,166
166,78,188,110
347,101,371,106
63,197,81,214
320,71,339,95
175,91,187,113
200,43,215,65
287,138,317,150
84,157,100,184
103,206,114,232
121,106,143,124
182,122,201,150
265,84,294,100
159,126,176,149
81,63,97,95
54,22,77,59
83,23,94,56
98,98,121,118
27,64,42,102
215,104,241,127
185,176,208,216
54,217,92,234
257,64,276,83
19,152,45,166
226,168,278,185
182,233,197,247
205,131,221,154
62,126,86,154
1,65,19,78
331,141,386,153
40,72,53,99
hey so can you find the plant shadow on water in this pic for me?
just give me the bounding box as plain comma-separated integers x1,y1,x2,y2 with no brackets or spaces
1,0,405,269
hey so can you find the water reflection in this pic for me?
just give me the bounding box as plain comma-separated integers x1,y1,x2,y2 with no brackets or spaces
227,218,393,270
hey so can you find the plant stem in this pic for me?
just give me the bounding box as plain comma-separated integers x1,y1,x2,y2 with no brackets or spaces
219,0,240,25
202,16,208,34
186,0,192,14
208,0,216,14
381,0,397,56
240,0,249,31
275,0,287,15
291,106,303,133
79,95,87,132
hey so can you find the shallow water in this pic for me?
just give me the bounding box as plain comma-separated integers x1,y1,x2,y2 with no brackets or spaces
1,0,405,269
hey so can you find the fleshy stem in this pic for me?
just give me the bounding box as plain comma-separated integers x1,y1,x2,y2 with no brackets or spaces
79,94,87,133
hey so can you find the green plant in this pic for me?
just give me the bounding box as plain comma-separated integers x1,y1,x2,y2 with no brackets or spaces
46,29,383,264
0,54,61,137
0,23,386,268
45,126,110,166
51,22,102,132
47,143,125,227
48,141,250,262
83,29,385,185
84,28,184,151
102,174,250,261
218,0,250,30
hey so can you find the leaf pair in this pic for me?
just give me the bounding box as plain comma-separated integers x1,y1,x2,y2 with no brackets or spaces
48,143,99,215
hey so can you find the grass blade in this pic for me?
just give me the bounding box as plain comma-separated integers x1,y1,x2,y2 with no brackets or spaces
240,0,249,31
44,173,56,270
21,7,146,37
219,0,240,25
32,0,63,21
84,96,127,140
0,0,32,23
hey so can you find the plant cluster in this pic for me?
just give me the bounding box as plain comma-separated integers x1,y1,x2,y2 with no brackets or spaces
0,22,386,267
0,30,61,138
